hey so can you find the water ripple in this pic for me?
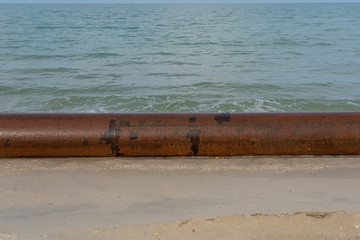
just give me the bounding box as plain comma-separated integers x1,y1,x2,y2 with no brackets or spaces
1,3,360,113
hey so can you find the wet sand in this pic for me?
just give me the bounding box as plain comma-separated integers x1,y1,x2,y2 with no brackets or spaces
1,156,360,239
47,212,360,240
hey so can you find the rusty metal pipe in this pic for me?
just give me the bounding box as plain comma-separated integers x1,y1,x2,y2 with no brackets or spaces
0,112,359,158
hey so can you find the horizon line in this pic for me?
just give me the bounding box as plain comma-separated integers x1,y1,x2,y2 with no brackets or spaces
1,1,359,4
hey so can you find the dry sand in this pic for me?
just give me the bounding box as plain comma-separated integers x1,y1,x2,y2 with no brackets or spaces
1,156,360,239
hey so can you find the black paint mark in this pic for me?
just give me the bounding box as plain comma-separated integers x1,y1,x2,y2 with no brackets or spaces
130,132,139,140
83,138,88,146
188,117,197,123
214,113,231,124
4,139,10,147
186,129,201,156
100,119,122,156
119,120,130,127
163,136,168,141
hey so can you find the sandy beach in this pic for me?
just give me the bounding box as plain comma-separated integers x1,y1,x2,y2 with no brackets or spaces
1,156,360,239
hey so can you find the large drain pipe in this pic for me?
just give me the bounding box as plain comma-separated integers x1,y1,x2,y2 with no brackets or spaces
0,112,359,158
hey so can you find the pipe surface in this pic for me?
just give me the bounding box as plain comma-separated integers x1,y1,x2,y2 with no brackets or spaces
0,112,359,158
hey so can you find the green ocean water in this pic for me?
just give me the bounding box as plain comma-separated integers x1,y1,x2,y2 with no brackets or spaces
0,3,359,113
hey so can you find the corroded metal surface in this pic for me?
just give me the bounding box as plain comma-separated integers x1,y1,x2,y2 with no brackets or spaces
0,112,359,157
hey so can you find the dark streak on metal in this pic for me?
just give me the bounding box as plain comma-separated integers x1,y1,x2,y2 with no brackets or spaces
130,132,139,140
4,139,10,147
119,120,130,127
186,129,201,156
188,117,197,123
82,138,88,146
100,119,122,157
214,113,231,124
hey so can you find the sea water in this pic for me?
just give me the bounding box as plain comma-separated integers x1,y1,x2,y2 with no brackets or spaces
0,3,359,113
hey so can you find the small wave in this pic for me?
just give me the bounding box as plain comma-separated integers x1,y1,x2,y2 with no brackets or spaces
273,39,307,46
309,42,333,47
122,26,140,30
75,73,102,80
304,82,334,87
106,73,126,78
121,60,148,65
223,50,255,56
82,52,122,59
12,67,79,74
8,54,73,60
218,41,246,47
34,26,61,30
347,101,360,106
174,41,218,46
324,28,342,32
145,72,201,77
145,51,176,56
157,60,201,66
101,26,122,30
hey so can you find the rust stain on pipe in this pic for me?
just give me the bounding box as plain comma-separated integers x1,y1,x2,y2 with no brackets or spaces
0,112,359,158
